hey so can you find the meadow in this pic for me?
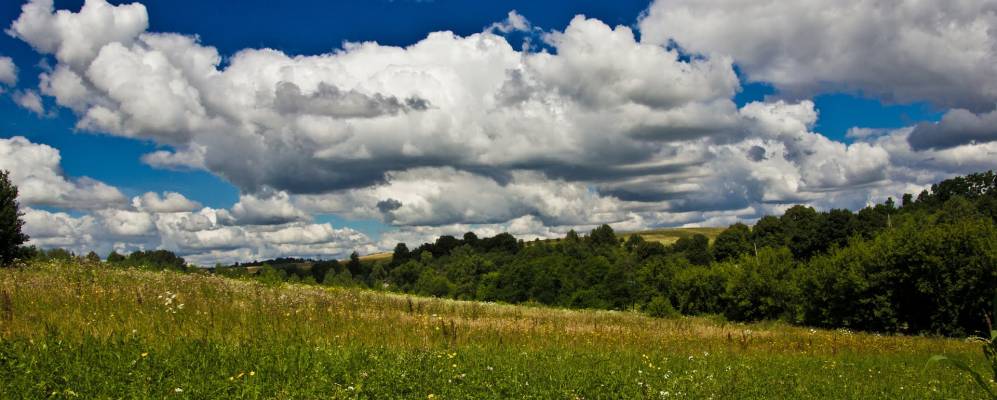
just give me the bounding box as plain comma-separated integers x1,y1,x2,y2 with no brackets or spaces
0,260,988,399
619,227,726,246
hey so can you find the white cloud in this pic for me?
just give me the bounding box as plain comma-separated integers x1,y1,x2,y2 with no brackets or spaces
487,10,532,34
230,191,310,225
10,1,741,196
0,136,127,209
297,167,630,227
640,0,997,112
140,145,207,170
12,89,45,115
132,191,201,213
8,0,148,70
8,0,997,262
0,56,16,86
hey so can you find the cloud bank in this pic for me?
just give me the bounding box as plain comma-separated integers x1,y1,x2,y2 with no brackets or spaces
4,0,997,263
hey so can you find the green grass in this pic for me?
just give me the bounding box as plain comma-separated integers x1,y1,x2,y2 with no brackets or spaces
0,260,987,398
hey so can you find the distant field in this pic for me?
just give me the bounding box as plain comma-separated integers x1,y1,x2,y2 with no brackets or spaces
622,226,727,245
358,252,392,262
0,260,985,398
367,227,729,260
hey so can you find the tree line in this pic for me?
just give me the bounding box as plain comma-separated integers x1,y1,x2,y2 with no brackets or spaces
2,169,996,337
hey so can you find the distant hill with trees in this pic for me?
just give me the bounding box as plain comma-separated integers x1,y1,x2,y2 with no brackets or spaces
5,170,997,337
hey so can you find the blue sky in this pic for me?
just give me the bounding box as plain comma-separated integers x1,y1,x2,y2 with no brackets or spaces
0,0,992,264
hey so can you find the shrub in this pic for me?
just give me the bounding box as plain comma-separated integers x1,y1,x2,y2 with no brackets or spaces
644,295,678,318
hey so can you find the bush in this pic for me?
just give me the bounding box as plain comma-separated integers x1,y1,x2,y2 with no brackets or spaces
724,247,800,322
644,295,678,318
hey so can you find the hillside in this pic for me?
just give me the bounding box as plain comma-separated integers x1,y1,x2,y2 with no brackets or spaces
0,260,985,398
621,226,726,245
356,227,725,262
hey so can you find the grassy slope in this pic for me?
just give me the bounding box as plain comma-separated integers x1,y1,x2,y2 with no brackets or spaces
620,227,727,245
0,260,986,399
361,227,729,261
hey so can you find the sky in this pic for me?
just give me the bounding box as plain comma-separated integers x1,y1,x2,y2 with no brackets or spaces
0,0,995,265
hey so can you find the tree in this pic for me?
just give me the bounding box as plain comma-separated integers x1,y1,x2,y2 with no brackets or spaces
623,234,645,252
820,208,857,250
347,251,363,277
781,205,823,259
588,224,618,247
311,259,340,283
85,251,101,264
673,234,711,265
390,242,410,266
712,223,753,261
0,170,29,265
751,215,785,250
107,251,126,263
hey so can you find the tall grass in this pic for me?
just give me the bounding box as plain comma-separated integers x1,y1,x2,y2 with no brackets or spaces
0,260,987,398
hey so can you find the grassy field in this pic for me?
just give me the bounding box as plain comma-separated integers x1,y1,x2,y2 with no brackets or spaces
352,227,727,261
622,227,727,245
0,260,987,399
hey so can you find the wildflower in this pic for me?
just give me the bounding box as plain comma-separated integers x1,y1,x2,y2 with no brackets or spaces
141,352,148,357
249,371,255,376
174,387,183,393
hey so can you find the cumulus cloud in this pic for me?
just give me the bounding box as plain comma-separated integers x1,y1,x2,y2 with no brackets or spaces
640,0,997,112
7,0,148,70
274,81,430,118
487,10,531,34
0,136,127,209
0,56,16,87
9,0,997,261
140,145,207,170
12,89,45,115
296,167,630,227
9,0,741,195
907,109,997,151
23,205,373,264
0,134,368,263
132,191,201,213
229,191,310,225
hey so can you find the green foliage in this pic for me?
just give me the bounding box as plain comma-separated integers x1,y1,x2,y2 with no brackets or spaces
713,223,753,261
588,224,618,247
928,292,997,399
724,247,800,322
801,216,997,335
0,258,989,398
0,170,28,265
33,170,997,338
644,295,678,318
781,205,824,259
673,234,711,265
106,251,125,263
257,264,286,285
751,215,786,250
671,263,728,315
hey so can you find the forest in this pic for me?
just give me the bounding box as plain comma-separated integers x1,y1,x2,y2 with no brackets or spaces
18,171,997,337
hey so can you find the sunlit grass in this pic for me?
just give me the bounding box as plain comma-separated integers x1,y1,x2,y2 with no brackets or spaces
621,227,726,245
0,259,987,398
